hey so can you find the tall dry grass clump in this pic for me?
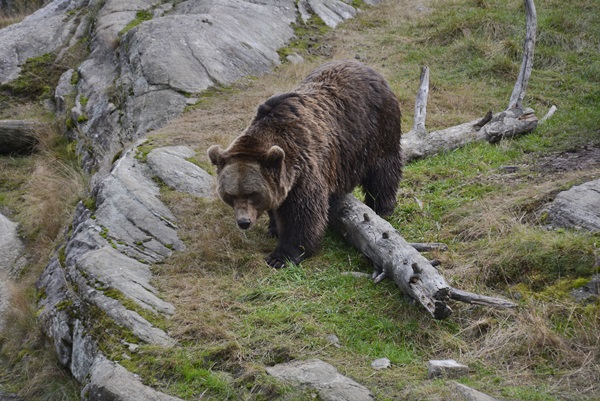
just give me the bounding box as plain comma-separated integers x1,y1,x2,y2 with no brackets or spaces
17,124,88,263
1,122,86,397
0,281,79,400
0,0,45,28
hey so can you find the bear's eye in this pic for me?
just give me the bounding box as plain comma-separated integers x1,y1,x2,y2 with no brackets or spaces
222,193,235,205
248,192,262,204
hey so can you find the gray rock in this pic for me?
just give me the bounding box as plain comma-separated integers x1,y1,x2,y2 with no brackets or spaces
77,247,175,315
55,69,76,115
120,1,295,93
0,0,88,84
544,178,600,232
450,381,499,401
326,334,341,347
0,120,40,154
153,2,173,18
84,355,184,401
76,278,175,347
0,212,26,276
147,146,214,198
428,359,469,379
266,359,374,401
94,141,184,262
71,0,163,178
571,274,600,303
0,212,27,332
38,140,178,389
120,89,188,138
286,52,305,65
297,0,312,23
71,319,98,382
305,0,357,28
371,358,391,370
37,257,75,367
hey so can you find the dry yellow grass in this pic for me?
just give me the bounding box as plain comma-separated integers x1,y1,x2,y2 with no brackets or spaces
1,122,86,397
0,0,44,29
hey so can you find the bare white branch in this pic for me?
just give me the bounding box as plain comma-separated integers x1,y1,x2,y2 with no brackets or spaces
508,0,537,109
410,66,430,136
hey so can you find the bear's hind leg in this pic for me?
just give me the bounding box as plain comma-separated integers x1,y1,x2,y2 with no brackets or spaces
362,159,402,217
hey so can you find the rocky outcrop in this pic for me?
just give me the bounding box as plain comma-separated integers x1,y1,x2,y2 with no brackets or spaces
1,0,372,177
543,178,600,232
36,141,208,394
146,146,213,198
85,355,184,401
0,0,90,84
266,359,374,401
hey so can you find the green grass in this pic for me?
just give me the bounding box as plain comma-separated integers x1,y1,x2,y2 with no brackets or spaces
1,0,599,399
119,10,153,36
138,0,600,399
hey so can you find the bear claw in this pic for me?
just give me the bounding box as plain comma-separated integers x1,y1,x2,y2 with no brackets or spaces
265,255,287,269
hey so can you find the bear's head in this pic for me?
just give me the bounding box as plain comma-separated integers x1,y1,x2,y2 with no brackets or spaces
207,144,290,230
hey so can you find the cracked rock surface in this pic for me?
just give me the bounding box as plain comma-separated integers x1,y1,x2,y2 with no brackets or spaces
35,142,218,396
267,359,374,401
544,178,600,232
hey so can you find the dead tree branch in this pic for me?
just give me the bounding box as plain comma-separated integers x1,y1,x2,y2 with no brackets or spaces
508,0,537,109
411,66,429,136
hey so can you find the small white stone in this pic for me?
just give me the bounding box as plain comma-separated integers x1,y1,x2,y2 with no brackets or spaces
286,53,304,65
326,334,341,347
371,358,391,370
427,359,469,379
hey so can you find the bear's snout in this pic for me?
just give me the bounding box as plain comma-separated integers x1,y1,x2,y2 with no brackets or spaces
237,217,252,230
233,199,259,230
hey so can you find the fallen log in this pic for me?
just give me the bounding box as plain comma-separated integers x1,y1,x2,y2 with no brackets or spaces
401,68,540,163
329,0,545,318
331,195,517,319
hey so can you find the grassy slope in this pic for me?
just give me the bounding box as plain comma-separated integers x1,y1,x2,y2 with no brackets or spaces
0,0,598,399
125,0,599,400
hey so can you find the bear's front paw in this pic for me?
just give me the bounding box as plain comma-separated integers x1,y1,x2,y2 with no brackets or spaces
265,254,288,269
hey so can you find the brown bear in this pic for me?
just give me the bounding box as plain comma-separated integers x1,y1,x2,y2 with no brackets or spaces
207,59,402,268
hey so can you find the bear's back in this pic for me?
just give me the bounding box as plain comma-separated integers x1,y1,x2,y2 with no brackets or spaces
235,59,401,195
295,60,402,192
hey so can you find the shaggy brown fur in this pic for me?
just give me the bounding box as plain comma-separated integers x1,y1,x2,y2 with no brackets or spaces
208,59,402,268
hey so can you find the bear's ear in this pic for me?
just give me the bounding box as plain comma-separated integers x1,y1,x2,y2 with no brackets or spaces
207,145,225,167
255,93,303,123
264,145,285,170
